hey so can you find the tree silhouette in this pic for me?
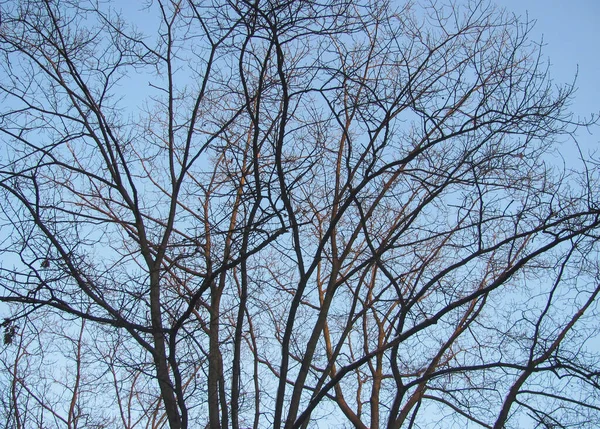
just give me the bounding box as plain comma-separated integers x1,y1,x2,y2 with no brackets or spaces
0,0,599,428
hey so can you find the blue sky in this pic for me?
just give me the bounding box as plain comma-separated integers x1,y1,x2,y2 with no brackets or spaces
499,0,600,155
120,0,600,160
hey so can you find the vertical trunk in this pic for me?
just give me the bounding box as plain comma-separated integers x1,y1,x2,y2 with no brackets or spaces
67,320,85,429
231,264,247,429
208,282,223,429
149,270,182,429
370,360,382,429
11,340,23,429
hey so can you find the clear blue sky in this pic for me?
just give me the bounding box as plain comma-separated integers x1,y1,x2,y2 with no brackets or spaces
499,0,600,155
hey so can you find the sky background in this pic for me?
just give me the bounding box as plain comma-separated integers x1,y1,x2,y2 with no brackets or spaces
499,0,599,157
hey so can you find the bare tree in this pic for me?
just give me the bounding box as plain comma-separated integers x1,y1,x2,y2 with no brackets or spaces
0,0,599,428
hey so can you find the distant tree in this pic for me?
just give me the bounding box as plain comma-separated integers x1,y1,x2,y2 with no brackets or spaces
0,0,599,428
